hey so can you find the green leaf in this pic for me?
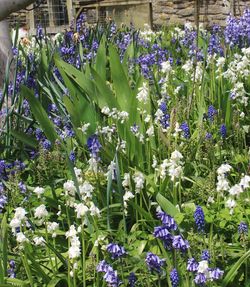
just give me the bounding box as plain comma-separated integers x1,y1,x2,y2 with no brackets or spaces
21,86,58,143
0,213,8,278
10,130,38,148
95,36,107,81
222,249,250,286
47,275,67,287
156,193,182,219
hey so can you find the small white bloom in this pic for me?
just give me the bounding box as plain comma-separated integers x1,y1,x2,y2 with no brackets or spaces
89,203,100,217
225,198,236,209
33,236,45,246
63,180,76,196
16,232,29,243
69,245,81,259
34,204,48,219
197,260,209,274
229,184,243,196
240,175,250,189
14,207,27,221
66,225,77,239
146,125,154,137
133,172,145,192
33,187,45,198
75,203,88,218
78,123,90,134
161,61,172,74
171,150,183,162
137,82,148,103
217,164,232,175
122,173,130,188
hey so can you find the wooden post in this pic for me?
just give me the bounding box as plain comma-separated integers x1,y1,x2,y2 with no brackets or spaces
48,0,55,27
27,4,35,31
66,0,74,24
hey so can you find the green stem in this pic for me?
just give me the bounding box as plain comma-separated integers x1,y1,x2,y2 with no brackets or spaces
81,219,86,287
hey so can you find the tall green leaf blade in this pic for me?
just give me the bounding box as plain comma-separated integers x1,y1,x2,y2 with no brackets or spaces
10,131,38,148
21,86,58,143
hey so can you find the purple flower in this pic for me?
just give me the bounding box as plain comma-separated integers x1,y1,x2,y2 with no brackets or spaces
7,260,16,278
69,151,76,163
172,235,190,251
128,272,137,287
238,222,248,235
187,258,199,272
42,139,51,150
96,260,110,273
18,182,26,194
207,105,217,122
145,252,165,273
170,268,179,287
180,122,190,139
209,268,224,280
103,267,121,287
194,273,207,285
153,226,173,240
106,243,126,259
87,134,102,159
156,209,178,230
201,250,210,262
0,184,7,213
220,124,227,139
194,206,205,233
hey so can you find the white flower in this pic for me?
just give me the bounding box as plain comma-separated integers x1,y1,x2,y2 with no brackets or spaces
101,106,110,115
225,198,236,209
89,203,100,217
146,126,154,137
136,82,148,103
79,181,94,200
16,232,29,243
216,57,225,68
168,165,183,181
75,203,88,218
14,207,27,221
78,123,90,134
173,122,182,137
122,173,130,188
216,175,230,192
161,61,172,74
69,245,81,259
240,175,250,189
63,180,76,196
33,236,45,246
229,184,243,196
197,260,209,274
66,225,77,239
47,222,59,238
133,172,145,192
217,164,232,175
171,150,183,162
34,204,48,219
33,187,45,198
10,218,21,232
123,191,134,202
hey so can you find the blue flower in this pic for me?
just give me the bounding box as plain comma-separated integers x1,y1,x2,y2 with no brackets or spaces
42,139,51,151
180,122,190,138
209,268,224,280
238,222,248,235
156,208,178,230
128,272,137,287
194,273,207,285
207,105,217,122
220,124,227,138
106,243,126,259
145,252,165,273
18,182,26,194
87,134,102,159
194,206,205,233
172,235,190,252
187,258,199,272
96,260,109,273
69,151,76,163
201,250,210,262
170,268,179,287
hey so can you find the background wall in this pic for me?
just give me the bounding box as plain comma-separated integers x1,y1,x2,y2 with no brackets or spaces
152,0,250,27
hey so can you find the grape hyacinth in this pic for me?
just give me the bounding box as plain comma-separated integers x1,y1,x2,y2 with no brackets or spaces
238,222,248,235
180,122,190,138
194,205,205,233
220,124,227,139
170,268,179,287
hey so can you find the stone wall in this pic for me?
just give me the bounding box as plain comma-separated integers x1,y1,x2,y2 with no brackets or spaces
152,0,250,27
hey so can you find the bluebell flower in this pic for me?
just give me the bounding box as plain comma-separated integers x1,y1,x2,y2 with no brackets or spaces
103,267,121,287
36,25,43,40
194,273,207,285
205,132,212,140
187,258,199,272
220,124,227,138
106,243,126,259
7,260,16,278
194,205,205,233
145,252,165,273
238,222,248,235
170,268,179,287
87,134,102,159
0,183,7,213
18,182,26,194
96,260,109,273
156,209,178,230
209,268,224,280
201,250,210,262
172,235,190,252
